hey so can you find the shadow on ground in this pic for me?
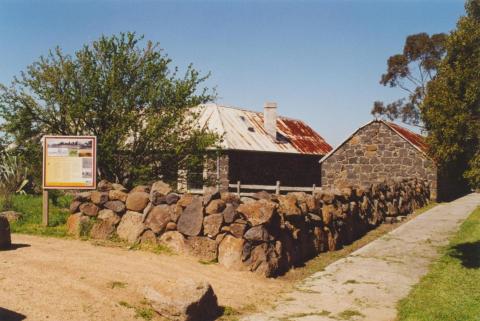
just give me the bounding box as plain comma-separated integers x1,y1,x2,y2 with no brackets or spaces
449,241,480,269
0,243,30,251
0,307,26,321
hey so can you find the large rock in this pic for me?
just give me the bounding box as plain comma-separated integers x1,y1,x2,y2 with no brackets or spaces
177,194,195,208
205,199,225,215
66,213,90,237
97,209,121,225
90,191,109,205
139,229,158,245
97,179,113,191
143,278,219,321
159,231,187,254
104,200,126,213
203,214,223,238
79,202,99,217
177,197,204,236
90,219,116,240
151,180,172,196
243,242,282,277
229,222,248,238
0,216,11,249
218,235,245,270
108,189,128,202
112,183,127,192
237,199,277,226
117,211,146,243
186,236,217,261
244,225,272,243
126,192,150,212
203,187,220,206
69,201,82,214
222,204,238,224
130,185,150,193
166,193,180,205
277,194,302,216
322,204,334,226
0,211,22,223
144,205,172,234
74,191,91,202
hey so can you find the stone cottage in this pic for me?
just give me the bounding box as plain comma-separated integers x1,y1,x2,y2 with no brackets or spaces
181,102,332,192
320,120,440,200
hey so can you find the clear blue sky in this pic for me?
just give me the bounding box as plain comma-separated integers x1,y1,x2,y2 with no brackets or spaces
0,0,466,145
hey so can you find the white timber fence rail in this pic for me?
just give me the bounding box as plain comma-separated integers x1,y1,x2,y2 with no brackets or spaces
229,181,317,197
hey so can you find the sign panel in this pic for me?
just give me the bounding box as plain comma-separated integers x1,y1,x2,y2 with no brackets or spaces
42,136,97,189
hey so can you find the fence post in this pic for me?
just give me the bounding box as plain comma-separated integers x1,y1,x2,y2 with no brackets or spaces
236,181,241,198
312,184,316,195
275,181,280,195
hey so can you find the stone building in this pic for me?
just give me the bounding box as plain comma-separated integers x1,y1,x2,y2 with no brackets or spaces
181,102,332,192
320,120,440,200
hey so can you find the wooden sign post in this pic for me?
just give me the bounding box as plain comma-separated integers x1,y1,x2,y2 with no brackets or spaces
42,136,97,227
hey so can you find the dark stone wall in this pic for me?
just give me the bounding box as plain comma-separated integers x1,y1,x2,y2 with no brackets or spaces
227,150,322,187
321,121,438,200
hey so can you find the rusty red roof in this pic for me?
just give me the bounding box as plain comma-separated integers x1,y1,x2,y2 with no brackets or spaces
196,104,332,155
385,122,429,154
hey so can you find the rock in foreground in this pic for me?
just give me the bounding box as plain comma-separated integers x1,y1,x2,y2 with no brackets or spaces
143,278,219,321
0,216,11,249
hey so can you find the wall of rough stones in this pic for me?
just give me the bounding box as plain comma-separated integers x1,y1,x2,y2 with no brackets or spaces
68,178,430,277
321,121,438,200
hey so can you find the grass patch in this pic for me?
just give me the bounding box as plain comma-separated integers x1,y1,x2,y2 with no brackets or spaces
397,207,480,321
336,309,364,320
118,300,156,321
6,194,73,237
282,202,438,282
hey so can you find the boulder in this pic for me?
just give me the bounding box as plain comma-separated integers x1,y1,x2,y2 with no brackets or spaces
143,278,219,321
144,205,172,234
69,201,82,214
166,222,177,231
0,211,22,223
203,214,223,238
151,180,172,196
237,199,277,226
220,192,239,204
186,236,217,261
322,204,334,226
166,193,180,205
97,179,113,191
277,194,302,216
74,191,91,202
177,197,204,236
222,204,238,224
90,191,109,205
229,222,248,238
126,192,150,212
158,231,186,254
97,209,121,225
205,199,225,215
243,242,282,277
177,194,195,208
150,193,167,206
203,187,220,206
218,235,245,270
112,183,127,192
79,202,99,217
170,204,182,222
251,190,272,201
130,185,150,193
90,219,116,240
108,189,128,202
240,196,255,204
117,211,146,243
66,213,90,237
104,200,126,213
0,216,11,249
139,229,158,245
244,225,272,243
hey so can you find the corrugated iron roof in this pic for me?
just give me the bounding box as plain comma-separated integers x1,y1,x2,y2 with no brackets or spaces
196,104,332,155
320,120,430,163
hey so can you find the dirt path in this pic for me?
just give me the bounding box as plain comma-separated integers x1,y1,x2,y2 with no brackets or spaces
0,234,287,321
242,193,480,321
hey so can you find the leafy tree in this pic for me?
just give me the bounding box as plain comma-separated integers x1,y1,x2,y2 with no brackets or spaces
422,0,480,189
0,32,219,187
372,32,447,127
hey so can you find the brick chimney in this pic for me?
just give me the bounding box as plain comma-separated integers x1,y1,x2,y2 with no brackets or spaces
264,102,277,139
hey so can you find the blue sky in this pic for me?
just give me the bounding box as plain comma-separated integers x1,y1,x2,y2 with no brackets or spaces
0,0,466,145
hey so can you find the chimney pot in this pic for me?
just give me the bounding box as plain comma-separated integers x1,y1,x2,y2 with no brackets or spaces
264,102,277,139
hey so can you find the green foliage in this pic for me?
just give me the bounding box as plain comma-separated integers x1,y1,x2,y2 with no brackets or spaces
397,207,480,321
6,193,72,236
422,0,480,188
372,32,447,126
0,151,29,210
0,32,219,187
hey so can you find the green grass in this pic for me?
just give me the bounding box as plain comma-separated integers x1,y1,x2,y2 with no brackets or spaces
397,207,480,321
5,194,73,237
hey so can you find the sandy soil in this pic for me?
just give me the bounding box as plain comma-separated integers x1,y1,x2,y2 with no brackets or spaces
0,234,287,321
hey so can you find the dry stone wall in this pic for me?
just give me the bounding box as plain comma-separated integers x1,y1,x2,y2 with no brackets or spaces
68,178,430,277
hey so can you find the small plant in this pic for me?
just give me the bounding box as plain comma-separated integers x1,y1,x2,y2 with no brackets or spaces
0,151,28,210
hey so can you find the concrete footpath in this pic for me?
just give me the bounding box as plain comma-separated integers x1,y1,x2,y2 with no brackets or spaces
243,193,480,321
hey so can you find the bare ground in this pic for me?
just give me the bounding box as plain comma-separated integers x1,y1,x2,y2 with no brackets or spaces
0,234,287,321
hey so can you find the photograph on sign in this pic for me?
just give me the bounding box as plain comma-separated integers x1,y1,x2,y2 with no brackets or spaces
43,136,96,189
